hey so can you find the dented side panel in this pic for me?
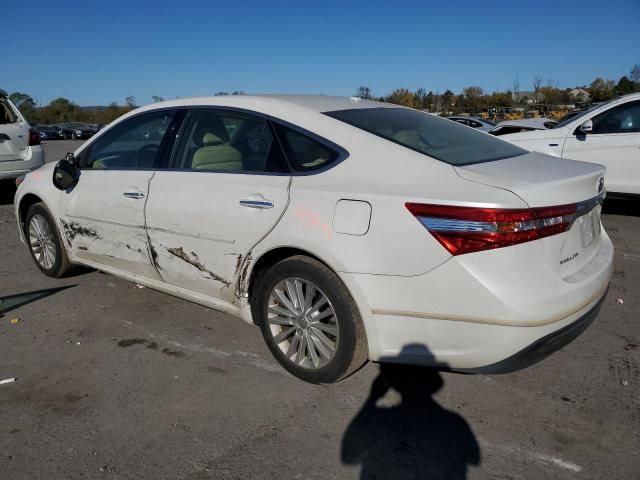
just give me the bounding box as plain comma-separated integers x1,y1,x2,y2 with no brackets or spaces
58,170,162,280
145,171,291,303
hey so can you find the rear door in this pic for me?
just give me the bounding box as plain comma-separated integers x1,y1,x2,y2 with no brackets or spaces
562,100,640,195
0,98,30,162
58,109,180,279
145,108,291,303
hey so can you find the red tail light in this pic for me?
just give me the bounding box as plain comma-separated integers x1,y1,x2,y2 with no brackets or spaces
406,202,579,255
29,129,41,146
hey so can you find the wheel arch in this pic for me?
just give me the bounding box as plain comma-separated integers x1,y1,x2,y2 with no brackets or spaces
246,246,339,325
18,193,45,233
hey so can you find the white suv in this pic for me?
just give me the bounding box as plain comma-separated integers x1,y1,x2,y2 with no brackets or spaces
500,92,640,195
0,89,45,181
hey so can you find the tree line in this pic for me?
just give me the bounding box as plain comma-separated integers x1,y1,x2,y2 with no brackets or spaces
355,64,640,113
6,64,639,125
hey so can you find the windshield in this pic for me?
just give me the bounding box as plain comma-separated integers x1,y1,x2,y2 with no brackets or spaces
553,99,616,129
325,108,526,166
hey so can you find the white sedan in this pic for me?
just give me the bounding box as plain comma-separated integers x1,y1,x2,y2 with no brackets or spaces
499,92,640,195
14,95,613,383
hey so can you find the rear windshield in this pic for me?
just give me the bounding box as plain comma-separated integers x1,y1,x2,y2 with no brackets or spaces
325,107,526,166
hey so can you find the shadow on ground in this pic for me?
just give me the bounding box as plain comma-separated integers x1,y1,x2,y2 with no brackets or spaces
603,196,640,217
0,181,17,206
342,344,480,479
0,285,75,316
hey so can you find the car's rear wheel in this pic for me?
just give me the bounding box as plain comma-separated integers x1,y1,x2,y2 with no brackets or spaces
25,203,71,278
256,255,368,383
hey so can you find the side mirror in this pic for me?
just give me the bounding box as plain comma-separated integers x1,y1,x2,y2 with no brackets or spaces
579,119,593,134
53,153,78,190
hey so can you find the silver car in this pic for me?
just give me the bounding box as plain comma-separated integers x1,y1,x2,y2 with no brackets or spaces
0,89,45,181
446,116,496,132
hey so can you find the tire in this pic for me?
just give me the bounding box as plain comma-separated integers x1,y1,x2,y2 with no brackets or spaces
255,255,368,383
24,203,72,278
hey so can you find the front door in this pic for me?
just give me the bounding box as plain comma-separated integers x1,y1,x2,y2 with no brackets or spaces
145,108,291,303
58,109,179,279
563,100,640,195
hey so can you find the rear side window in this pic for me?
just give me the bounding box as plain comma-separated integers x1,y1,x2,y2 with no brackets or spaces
326,108,526,166
274,125,340,172
0,99,18,124
172,109,287,173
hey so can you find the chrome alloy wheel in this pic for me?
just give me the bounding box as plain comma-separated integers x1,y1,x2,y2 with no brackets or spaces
267,277,339,369
28,214,56,270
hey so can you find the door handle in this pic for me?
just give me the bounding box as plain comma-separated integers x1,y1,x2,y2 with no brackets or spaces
239,198,274,209
123,191,145,199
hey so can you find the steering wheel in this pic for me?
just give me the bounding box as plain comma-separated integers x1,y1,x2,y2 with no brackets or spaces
135,144,159,168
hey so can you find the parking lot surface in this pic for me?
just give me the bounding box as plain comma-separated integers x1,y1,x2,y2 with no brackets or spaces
0,141,638,479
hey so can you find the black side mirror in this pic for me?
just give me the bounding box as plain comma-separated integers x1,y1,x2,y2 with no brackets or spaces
53,153,79,190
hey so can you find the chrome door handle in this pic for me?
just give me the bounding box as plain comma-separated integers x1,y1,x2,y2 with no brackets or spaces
239,198,274,209
123,191,145,199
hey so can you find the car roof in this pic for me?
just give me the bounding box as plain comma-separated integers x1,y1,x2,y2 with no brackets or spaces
496,118,553,128
136,94,397,116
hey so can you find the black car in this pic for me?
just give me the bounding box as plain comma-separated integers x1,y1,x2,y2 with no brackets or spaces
59,122,94,140
35,124,63,140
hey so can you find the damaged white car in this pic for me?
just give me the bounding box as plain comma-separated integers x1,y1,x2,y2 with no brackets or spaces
15,95,613,383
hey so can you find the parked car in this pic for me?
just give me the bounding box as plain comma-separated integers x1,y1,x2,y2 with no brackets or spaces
446,116,496,132
489,118,558,136
58,122,95,140
0,89,45,181
500,93,640,195
14,95,612,383
35,124,63,140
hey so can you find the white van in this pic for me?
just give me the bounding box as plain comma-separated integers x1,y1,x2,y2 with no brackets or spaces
0,89,45,181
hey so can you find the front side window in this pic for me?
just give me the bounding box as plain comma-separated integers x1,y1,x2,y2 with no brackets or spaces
326,108,526,165
83,110,176,169
172,109,286,173
592,101,640,134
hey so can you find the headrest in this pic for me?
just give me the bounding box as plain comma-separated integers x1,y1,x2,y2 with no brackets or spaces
193,116,229,146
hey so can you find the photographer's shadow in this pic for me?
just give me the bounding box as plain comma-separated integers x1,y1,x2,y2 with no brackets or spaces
342,344,480,479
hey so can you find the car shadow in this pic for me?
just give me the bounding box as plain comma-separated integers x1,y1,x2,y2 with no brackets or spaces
341,344,480,479
0,285,76,316
0,180,17,206
602,196,640,217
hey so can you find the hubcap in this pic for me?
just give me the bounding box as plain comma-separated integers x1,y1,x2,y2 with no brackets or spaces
28,214,56,270
267,277,339,369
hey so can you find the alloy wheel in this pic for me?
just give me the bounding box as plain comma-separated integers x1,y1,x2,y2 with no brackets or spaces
267,277,339,369
28,214,56,270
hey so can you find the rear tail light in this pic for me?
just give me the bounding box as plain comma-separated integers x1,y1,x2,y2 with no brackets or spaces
406,202,579,255
28,129,41,146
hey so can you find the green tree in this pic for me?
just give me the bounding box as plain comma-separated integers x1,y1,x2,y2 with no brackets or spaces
355,86,373,100
616,76,635,95
8,92,36,121
589,78,616,102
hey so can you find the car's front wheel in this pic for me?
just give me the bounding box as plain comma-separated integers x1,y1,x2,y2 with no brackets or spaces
25,203,71,278
255,256,368,383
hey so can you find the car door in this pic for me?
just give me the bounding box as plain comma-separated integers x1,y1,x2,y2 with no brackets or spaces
145,108,291,303
0,97,30,162
562,100,640,194
58,109,180,279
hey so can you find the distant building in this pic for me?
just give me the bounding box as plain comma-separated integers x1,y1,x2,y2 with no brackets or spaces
568,88,591,102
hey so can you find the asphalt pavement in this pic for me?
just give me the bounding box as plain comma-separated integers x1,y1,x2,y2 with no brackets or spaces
0,140,638,479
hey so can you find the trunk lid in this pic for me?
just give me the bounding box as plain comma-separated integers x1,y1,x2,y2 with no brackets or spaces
455,152,606,278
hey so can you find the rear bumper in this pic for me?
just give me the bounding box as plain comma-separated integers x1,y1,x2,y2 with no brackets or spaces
340,229,613,370
0,146,45,180
459,292,605,373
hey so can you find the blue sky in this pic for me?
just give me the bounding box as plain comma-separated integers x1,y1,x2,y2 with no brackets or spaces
4,0,639,106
